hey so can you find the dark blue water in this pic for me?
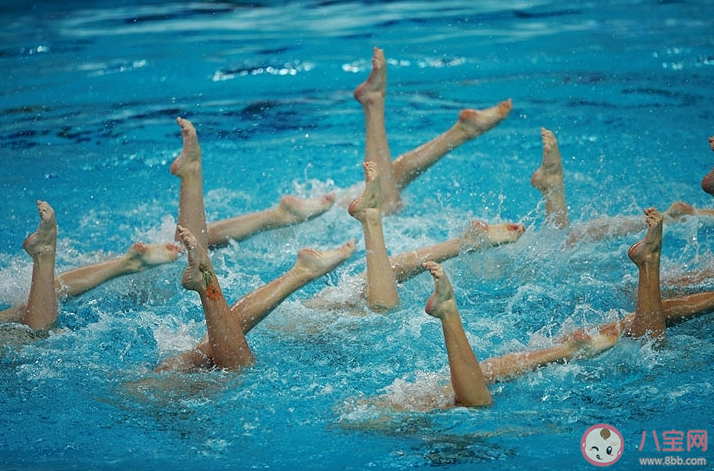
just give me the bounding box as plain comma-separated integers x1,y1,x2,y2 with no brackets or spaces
1,1,713,470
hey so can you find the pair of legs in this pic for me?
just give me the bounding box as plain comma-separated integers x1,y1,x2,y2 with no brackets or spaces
531,127,714,244
156,226,355,371
343,49,518,310
413,207,714,408
171,116,335,249
159,119,356,371
306,185,525,312
419,260,619,407
0,202,182,331
350,46,513,215
344,160,526,313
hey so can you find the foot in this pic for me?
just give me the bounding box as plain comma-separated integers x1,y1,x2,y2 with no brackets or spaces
530,127,564,194
177,225,212,294
663,201,695,220
353,46,386,106
423,261,458,320
293,240,356,279
170,117,202,178
276,193,335,225
348,161,382,223
23,200,57,258
625,209,666,343
701,137,714,196
456,99,513,138
460,220,525,250
120,242,184,274
560,324,621,359
627,208,663,266
702,171,714,198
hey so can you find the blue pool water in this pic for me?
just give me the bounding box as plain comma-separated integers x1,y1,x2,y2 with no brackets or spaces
1,1,713,469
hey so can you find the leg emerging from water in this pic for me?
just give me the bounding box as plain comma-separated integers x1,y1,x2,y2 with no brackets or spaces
349,161,399,312
354,46,401,214
622,208,666,343
206,194,335,248
301,220,525,312
392,99,513,191
532,127,569,230
566,200,714,246
176,225,254,370
22,200,58,330
171,117,208,249
389,220,525,283
231,239,355,334
423,261,492,407
55,242,183,298
156,239,353,371
479,325,621,384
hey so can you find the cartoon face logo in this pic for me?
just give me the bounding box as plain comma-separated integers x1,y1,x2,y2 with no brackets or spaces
581,424,623,467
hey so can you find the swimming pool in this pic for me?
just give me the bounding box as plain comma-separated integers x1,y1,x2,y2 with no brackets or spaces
1,1,713,469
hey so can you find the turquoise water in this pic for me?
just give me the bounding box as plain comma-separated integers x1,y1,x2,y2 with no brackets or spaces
1,1,713,469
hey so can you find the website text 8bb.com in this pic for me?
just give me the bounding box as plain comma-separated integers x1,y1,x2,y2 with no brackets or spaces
639,456,707,466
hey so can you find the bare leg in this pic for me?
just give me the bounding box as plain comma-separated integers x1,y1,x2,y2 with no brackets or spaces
354,46,401,215
171,117,208,249
302,220,524,312
164,238,356,370
623,208,666,343
55,242,183,297
206,194,335,248
531,127,569,230
661,291,714,322
373,321,620,411
595,290,714,336
392,100,513,190
232,239,356,334
0,306,24,324
423,261,492,407
566,200,714,246
480,325,621,384
662,200,714,219
177,225,254,370
566,216,645,245
701,136,714,197
389,220,525,283
22,201,58,330
349,161,399,312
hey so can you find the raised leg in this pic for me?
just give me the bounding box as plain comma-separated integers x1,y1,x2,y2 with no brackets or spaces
531,127,569,230
231,240,356,334
389,220,525,283
171,117,208,249
566,200,714,246
480,325,620,384
354,47,401,214
423,261,492,407
349,161,399,312
55,242,182,297
0,306,25,324
392,100,513,190
22,200,58,330
206,194,335,248
177,225,254,370
662,200,714,219
623,208,666,343
662,291,714,323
